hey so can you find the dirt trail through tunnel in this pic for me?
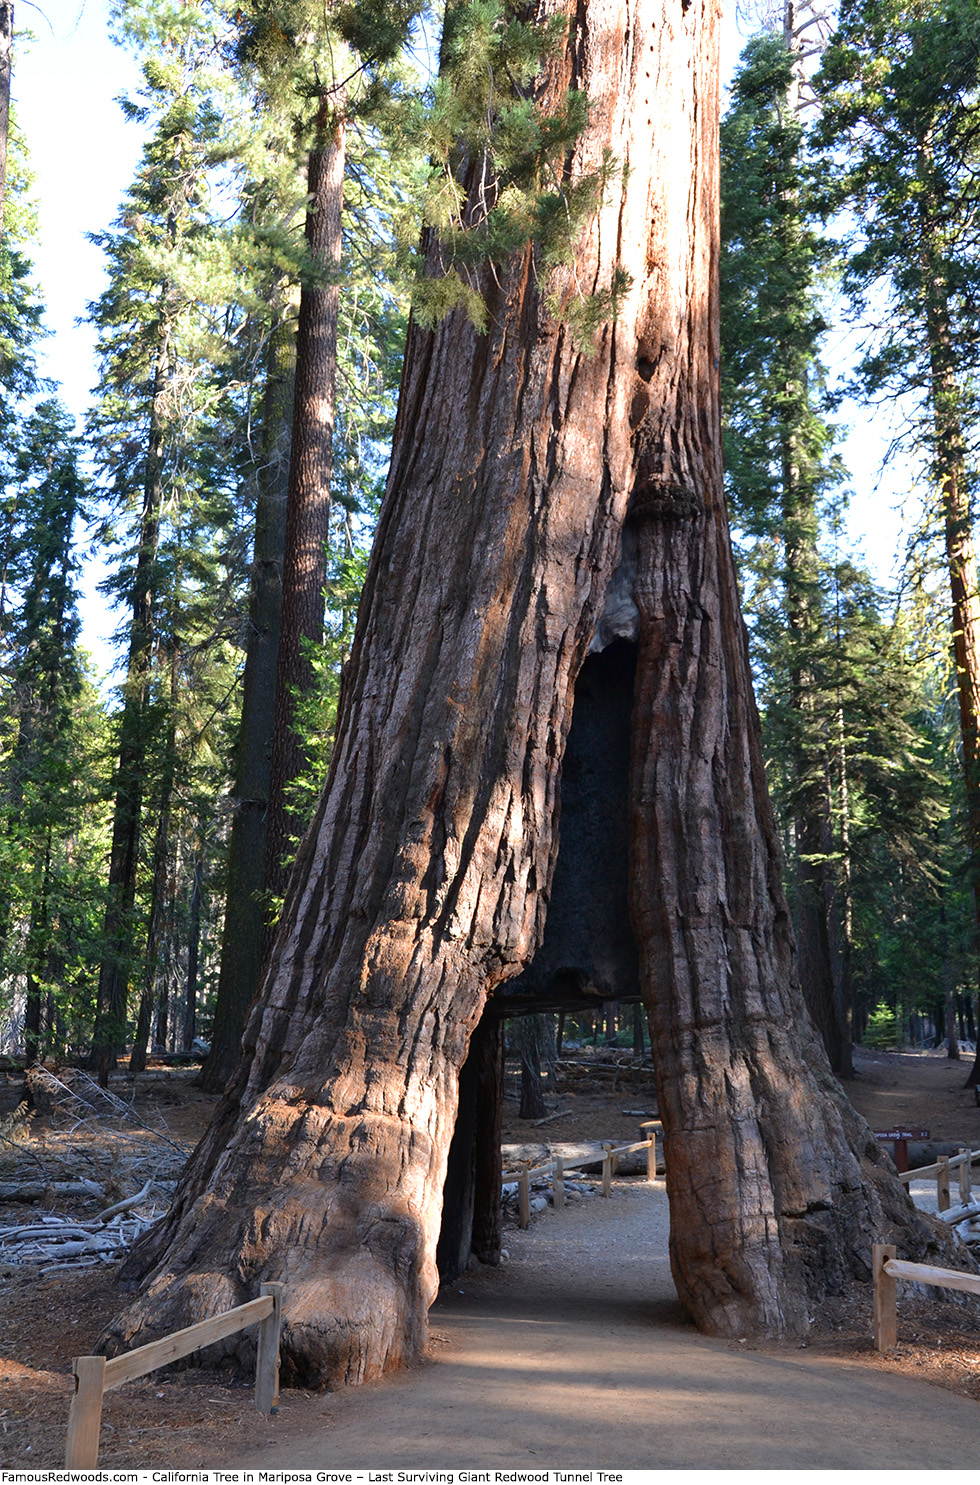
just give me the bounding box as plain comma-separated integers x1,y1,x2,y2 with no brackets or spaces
237,1180,980,1470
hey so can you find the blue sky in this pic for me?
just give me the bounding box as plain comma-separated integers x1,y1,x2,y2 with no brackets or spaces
14,0,914,681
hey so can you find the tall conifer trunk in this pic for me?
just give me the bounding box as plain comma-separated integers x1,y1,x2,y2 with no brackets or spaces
106,0,951,1384
781,0,849,1077
91,317,170,1086
201,303,293,1092
0,0,11,236
264,106,345,906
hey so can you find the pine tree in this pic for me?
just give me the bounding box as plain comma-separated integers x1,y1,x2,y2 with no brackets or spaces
0,402,109,1068
88,6,247,1081
230,0,427,914
0,90,109,1063
816,0,980,1080
721,27,852,1070
201,70,414,1087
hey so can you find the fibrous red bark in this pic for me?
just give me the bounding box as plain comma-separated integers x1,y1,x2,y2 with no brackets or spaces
106,0,954,1383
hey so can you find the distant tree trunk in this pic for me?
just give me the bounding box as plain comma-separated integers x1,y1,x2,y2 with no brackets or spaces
940,895,960,1058
0,1,11,237
131,654,178,1076
107,0,951,1384
22,837,50,1072
200,304,293,1093
154,976,169,1054
516,1016,547,1120
436,1013,502,1279
129,784,172,1075
834,697,855,1062
91,316,169,1086
263,106,345,909
182,854,203,1052
632,1001,645,1056
470,1017,504,1264
602,1001,617,1046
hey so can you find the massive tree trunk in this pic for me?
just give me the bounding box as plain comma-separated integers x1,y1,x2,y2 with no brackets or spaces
106,0,950,1384
918,174,980,1087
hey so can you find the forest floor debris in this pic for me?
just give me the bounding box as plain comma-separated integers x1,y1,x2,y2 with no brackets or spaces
0,1065,212,1279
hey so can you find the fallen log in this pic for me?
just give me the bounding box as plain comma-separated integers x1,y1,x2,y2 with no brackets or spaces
0,1180,105,1202
939,1201,980,1224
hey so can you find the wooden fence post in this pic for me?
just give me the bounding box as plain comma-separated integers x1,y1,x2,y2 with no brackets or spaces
255,1282,283,1413
646,1133,657,1183
65,1354,107,1468
553,1155,565,1213
937,1156,951,1212
873,1243,898,1353
518,1167,531,1229
959,1147,971,1205
602,1143,613,1198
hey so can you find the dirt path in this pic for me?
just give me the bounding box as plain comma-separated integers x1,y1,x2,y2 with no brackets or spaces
226,1181,980,1471
843,1046,980,1149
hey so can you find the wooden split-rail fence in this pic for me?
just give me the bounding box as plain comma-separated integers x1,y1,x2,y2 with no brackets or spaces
65,1283,283,1468
897,1146,980,1222
872,1243,980,1352
503,1120,662,1228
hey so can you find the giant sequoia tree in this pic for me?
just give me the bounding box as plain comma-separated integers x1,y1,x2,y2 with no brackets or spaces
107,0,948,1384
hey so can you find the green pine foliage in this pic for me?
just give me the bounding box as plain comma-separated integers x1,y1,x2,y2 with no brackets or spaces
408,0,624,334
7,0,980,1067
721,22,976,1052
815,0,980,450
721,31,842,539
0,402,110,1057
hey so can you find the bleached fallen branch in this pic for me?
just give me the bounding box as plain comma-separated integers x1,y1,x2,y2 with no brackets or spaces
98,1179,153,1224
0,1191,162,1271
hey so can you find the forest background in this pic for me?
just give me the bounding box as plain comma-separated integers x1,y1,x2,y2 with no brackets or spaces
1,0,977,1088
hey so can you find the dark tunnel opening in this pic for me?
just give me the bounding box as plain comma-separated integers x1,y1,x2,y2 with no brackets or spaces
437,638,641,1281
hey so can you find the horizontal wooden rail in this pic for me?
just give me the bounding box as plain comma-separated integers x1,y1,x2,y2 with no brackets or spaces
873,1243,980,1352
897,1147,980,1184
504,1136,660,1228
884,1258,980,1295
102,1294,273,1389
66,1283,282,1468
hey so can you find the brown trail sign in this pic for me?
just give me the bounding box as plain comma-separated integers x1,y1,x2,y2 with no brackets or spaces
874,1129,931,1174
102,0,956,1387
